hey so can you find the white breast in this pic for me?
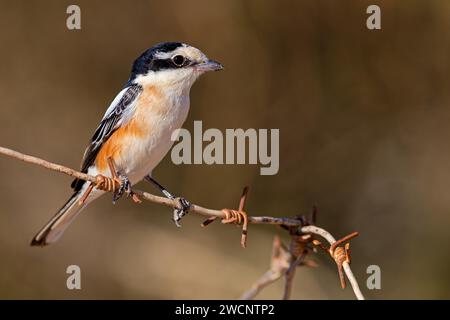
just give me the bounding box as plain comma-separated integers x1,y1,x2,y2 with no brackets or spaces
121,86,191,185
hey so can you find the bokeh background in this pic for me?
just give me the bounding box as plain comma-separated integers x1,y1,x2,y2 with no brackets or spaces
0,0,449,299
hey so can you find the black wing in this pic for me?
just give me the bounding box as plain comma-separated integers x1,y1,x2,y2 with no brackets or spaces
71,84,143,191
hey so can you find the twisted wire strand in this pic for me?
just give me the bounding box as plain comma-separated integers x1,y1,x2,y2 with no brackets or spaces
221,208,249,248
78,175,120,205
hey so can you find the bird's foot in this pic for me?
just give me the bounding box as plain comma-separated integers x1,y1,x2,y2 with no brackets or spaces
173,197,191,227
143,175,189,226
79,157,142,205
112,174,141,204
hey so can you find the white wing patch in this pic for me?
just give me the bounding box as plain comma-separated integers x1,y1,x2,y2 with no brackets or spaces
71,84,143,191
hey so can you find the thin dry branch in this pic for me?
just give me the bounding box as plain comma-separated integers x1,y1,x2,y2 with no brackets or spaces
240,236,290,300
280,219,315,300
282,250,308,300
0,145,365,300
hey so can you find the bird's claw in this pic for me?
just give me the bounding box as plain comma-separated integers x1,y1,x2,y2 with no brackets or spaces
173,197,191,227
112,175,128,204
112,175,141,204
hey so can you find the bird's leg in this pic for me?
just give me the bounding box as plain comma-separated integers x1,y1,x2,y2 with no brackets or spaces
107,157,141,204
144,175,191,227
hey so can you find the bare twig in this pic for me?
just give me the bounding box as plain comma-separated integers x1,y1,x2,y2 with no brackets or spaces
279,209,318,300
0,145,365,300
282,249,308,300
242,231,317,300
240,236,290,300
240,270,281,300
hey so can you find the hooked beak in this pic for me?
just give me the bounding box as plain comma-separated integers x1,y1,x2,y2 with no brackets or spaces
195,59,224,72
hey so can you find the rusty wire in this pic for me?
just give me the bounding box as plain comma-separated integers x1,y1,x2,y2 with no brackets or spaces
201,187,249,248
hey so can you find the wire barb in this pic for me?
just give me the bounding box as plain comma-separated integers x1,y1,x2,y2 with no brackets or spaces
201,187,249,248
78,157,142,205
78,158,121,205
313,231,359,289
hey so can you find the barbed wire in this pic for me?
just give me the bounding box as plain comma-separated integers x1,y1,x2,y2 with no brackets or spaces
0,145,365,300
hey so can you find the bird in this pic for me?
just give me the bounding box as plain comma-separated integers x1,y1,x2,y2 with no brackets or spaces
31,42,223,246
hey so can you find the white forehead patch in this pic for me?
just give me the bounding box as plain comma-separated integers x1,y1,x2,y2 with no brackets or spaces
154,45,207,63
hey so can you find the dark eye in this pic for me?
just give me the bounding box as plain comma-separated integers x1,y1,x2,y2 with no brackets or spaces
172,55,185,67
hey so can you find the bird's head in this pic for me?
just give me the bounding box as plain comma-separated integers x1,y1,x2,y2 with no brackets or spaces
128,42,223,89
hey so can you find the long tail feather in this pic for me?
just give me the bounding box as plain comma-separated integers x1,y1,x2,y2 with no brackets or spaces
31,191,86,246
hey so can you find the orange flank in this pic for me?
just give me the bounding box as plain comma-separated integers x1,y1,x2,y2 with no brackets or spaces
95,118,145,171
95,84,163,171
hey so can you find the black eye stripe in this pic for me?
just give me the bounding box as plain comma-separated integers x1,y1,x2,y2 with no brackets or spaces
129,42,191,82
147,57,191,71
148,58,173,71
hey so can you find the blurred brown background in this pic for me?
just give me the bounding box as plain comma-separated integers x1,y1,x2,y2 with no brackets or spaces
0,0,449,299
